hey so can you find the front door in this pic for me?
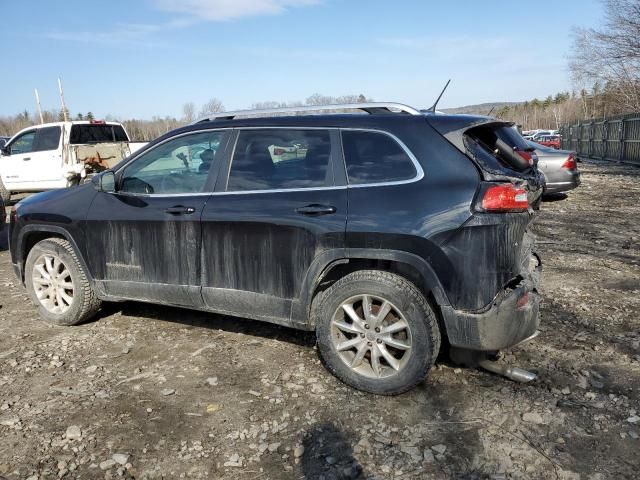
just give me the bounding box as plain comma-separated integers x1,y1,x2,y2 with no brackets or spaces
84,129,231,306
1,129,37,189
200,128,347,326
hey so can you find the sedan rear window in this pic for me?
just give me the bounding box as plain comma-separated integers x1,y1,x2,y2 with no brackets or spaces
69,124,128,144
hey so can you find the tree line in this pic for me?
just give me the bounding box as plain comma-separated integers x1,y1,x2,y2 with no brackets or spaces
0,94,371,141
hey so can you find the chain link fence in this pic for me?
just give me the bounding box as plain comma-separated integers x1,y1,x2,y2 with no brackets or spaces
559,113,640,165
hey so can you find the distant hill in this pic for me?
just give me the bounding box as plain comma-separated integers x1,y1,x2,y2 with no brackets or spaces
441,102,521,115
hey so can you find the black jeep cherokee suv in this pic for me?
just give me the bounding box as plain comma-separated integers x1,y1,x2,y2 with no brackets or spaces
9,103,543,395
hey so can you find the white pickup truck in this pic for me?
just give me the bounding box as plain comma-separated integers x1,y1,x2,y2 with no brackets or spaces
0,121,147,203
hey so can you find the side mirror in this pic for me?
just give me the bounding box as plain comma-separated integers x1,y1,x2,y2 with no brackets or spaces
0,146,9,156
93,171,116,193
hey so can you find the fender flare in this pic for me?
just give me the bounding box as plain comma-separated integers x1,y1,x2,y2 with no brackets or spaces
15,225,93,283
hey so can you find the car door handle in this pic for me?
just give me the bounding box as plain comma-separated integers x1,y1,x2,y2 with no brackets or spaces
165,206,196,215
295,204,336,216
23,157,31,161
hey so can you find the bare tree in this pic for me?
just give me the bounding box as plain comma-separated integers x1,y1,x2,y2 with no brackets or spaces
182,102,196,123
569,0,640,112
198,98,225,118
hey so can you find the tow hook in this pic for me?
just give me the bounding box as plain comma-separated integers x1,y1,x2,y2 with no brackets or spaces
478,358,537,383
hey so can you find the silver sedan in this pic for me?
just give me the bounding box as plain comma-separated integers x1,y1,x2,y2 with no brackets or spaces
528,141,581,195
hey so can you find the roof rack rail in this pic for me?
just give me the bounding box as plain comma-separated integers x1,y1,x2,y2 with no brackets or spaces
192,102,422,124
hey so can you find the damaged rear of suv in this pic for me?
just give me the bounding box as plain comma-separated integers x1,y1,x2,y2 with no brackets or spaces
427,115,543,353
9,103,543,395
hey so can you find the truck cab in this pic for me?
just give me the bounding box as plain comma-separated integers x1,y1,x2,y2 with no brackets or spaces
0,121,136,203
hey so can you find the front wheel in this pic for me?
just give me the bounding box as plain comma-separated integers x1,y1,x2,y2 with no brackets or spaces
314,270,441,395
25,238,102,326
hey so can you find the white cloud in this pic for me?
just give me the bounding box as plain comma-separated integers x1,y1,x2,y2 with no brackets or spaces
151,0,321,21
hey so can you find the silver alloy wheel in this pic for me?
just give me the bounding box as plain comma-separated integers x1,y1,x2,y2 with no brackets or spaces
31,253,75,314
330,294,413,379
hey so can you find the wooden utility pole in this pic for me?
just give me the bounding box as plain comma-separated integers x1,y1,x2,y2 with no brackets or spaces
34,88,44,124
58,77,69,122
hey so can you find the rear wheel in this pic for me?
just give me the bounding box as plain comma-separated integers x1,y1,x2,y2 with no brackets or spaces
314,270,440,395
25,238,101,326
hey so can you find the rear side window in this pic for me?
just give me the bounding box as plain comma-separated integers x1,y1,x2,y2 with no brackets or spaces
227,129,332,191
33,126,61,152
69,124,128,144
341,130,417,185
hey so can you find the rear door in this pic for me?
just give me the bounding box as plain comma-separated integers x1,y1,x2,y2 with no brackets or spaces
84,129,231,306
200,128,347,326
28,126,64,186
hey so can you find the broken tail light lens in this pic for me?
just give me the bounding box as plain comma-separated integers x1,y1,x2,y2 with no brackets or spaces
561,154,577,171
478,183,529,213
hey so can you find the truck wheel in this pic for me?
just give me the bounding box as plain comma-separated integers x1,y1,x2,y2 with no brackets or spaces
314,270,440,395
0,178,10,204
25,238,101,326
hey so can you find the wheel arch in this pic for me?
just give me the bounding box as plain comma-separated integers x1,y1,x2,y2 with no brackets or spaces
298,249,451,326
16,225,92,284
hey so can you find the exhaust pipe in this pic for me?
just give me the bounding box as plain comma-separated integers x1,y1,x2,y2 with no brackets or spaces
478,359,537,383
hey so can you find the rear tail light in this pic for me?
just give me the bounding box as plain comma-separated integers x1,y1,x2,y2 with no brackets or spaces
561,154,577,171
478,183,529,212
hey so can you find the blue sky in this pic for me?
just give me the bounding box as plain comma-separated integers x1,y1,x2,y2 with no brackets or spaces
2,0,603,119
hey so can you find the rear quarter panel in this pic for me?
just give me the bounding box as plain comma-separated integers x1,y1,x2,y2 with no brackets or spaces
346,120,482,306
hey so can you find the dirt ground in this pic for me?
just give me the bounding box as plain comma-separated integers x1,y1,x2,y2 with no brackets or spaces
0,161,639,480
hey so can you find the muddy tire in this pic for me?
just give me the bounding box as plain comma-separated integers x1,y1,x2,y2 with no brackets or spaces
314,270,440,395
0,178,10,204
25,238,101,326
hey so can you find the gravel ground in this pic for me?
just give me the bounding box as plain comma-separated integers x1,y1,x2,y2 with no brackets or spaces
0,161,639,480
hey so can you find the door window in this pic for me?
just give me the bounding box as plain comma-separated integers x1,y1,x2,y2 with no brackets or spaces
33,126,62,152
227,129,333,191
120,131,226,194
8,131,36,155
341,130,417,185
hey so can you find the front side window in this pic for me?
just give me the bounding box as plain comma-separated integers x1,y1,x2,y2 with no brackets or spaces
227,129,333,191
120,131,225,194
9,131,36,155
341,130,417,185
34,126,61,152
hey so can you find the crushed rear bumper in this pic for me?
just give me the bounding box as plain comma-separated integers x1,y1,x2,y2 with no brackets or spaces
441,253,542,351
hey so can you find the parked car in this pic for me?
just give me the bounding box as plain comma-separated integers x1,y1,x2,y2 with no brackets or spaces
523,130,557,141
9,103,544,395
528,141,580,195
0,120,139,203
535,134,561,149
